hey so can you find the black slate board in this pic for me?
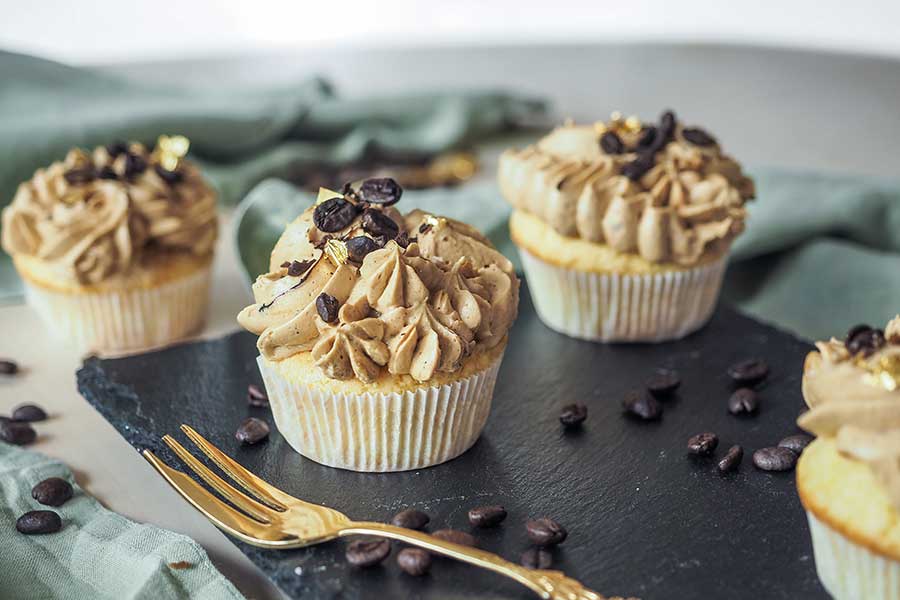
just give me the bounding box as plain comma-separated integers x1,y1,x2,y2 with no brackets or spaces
77,285,826,600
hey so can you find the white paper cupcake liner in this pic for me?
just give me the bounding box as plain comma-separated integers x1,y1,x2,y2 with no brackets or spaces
807,511,900,600
518,248,727,342
257,353,504,472
23,267,211,354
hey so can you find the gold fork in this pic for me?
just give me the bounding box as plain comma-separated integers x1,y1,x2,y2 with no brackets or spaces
142,425,620,600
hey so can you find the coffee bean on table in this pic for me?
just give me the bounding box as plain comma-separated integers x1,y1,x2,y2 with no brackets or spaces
314,197,358,233
12,404,47,422
468,505,507,528
235,418,269,445
361,209,400,240
397,547,431,576
247,384,269,408
345,538,391,568
687,432,719,456
778,434,813,455
753,447,797,472
0,359,19,375
391,508,430,530
728,388,759,415
521,547,553,570
16,510,62,535
559,403,587,428
727,359,769,386
718,445,744,473
646,369,680,397
32,477,74,507
432,529,477,548
316,293,340,323
623,391,662,421
346,236,379,263
525,518,567,547
0,420,36,445
358,177,403,206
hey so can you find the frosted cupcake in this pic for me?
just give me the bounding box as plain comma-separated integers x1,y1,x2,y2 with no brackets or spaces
237,179,519,472
1,137,217,353
499,110,754,342
798,317,900,600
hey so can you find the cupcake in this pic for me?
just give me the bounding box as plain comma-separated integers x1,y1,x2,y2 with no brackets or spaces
797,317,900,599
1,137,217,353
237,179,519,472
498,110,754,342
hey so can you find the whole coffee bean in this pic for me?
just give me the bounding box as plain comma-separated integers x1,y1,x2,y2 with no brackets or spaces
397,547,431,576
687,432,719,456
346,236,379,262
316,293,340,323
637,126,658,151
314,197,358,233
845,325,886,357
521,547,553,570
659,110,677,141
681,127,717,146
247,384,269,408
12,404,47,422
600,131,625,154
559,403,587,428
718,445,744,473
621,154,655,181
32,477,74,507
525,518,567,547
63,167,96,185
0,359,20,375
97,165,118,180
778,434,813,455
16,510,62,535
0,420,36,445
623,391,662,421
432,529,477,548
468,505,507,528
391,508,430,531
753,447,797,472
154,165,184,185
728,388,759,415
646,369,680,397
235,418,269,445
727,359,769,386
358,177,403,206
345,538,391,568
394,231,413,248
105,141,129,157
361,209,400,239
123,153,147,178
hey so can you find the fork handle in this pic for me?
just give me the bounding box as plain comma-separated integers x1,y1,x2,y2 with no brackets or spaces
340,521,606,600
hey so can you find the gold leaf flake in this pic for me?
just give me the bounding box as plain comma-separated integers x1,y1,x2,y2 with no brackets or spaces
324,239,348,266
316,187,343,205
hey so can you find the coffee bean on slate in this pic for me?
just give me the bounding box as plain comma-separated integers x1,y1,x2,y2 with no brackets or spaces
106,141,129,157
346,236,379,262
559,403,587,428
600,131,625,154
681,127,717,146
247,384,269,408
361,209,400,239
468,505,507,528
124,153,147,178
63,167,96,185
358,177,403,206
521,547,553,570
621,154,655,181
397,547,431,576
753,447,797,472
235,418,269,445
316,293,340,323
845,324,886,357
345,538,391,568
525,518,568,547
154,165,184,185
687,432,719,456
16,510,62,535
314,197,358,233
718,445,744,473
391,508,430,531
32,477,74,507
432,529,477,548
646,369,680,397
0,359,18,375
727,358,769,386
12,404,47,422
728,388,759,415
778,434,813,455
623,391,662,421
0,420,36,445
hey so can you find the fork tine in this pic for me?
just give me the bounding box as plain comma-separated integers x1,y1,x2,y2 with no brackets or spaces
162,435,275,524
180,425,292,510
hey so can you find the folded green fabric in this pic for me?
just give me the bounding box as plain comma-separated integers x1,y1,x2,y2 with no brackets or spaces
0,442,244,600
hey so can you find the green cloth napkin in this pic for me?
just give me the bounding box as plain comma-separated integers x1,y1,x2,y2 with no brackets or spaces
0,441,244,600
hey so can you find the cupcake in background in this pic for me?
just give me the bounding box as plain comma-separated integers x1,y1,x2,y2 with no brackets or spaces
499,110,754,342
237,179,519,472
797,317,900,600
1,136,217,353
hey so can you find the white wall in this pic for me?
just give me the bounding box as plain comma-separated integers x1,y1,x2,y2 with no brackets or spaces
3,0,900,64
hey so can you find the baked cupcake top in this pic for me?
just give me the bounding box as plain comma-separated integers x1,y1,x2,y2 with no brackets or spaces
1,136,217,285
498,110,755,266
237,178,519,384
799,317,900,508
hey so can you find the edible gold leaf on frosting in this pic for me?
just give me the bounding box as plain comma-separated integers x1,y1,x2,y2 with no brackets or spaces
156,135,190,171
316,187,343,205
323,238,349,267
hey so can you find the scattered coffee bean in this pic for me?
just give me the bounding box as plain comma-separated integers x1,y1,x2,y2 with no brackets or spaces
718,445,744,473
753,447,797,472
520,547,553,570
728,388,759,415
0,420,36,445
247,384,269,408
32,477,74,507
432,529,477,548
623,391,662,421
361,209,400,239
727,359,769,386
397,547,431,576
168,561,192,570
391,508,430,531
525,518,567,547
0,359,18,375
600,131,625,154
235,418,269,445
681,127,717,146
314,197,358,232
316,293,340,323
646,370,680,397
97,165,118,180
559,403,587,428
63,167,96,185
105,141,129,157
346,236,379,262
123,153,147,178
845,324,886,357
16,510,62,535
468,505,507,528
778,434,813,455
12,404,47,422
285,259,315,277
154,165,184,185
687,432,719,456
345,538,391,568
621,154,655,181
358,177,402,206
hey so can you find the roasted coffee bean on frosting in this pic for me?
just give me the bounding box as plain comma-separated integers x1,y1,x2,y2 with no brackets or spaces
391,508,430,531
397,547,431,576
559,403,587,428
727,359,769,386
600,131,625,154
687,432,719,456
314,197,358,232
468,505,507,528
12,404,47,422
235,418,269,445
154,165,184,185
345,538,391,568
728,388,759,415
525,518,568,547
346,236,380,262
32,477,74,507
63,167,96,185
361,208,400,239
16,510,62,535
681,127,717,147
621,154,655,181
623,391,662,421
718,445,744,473
358,177,402,206
315,293,340,323
845,324,886,357
752,447,797,472
646,369,680,397
247,384,269,408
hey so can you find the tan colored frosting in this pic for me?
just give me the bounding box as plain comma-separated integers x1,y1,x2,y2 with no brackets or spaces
1,143,217,285
799,316,900,510
498,117,754,266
